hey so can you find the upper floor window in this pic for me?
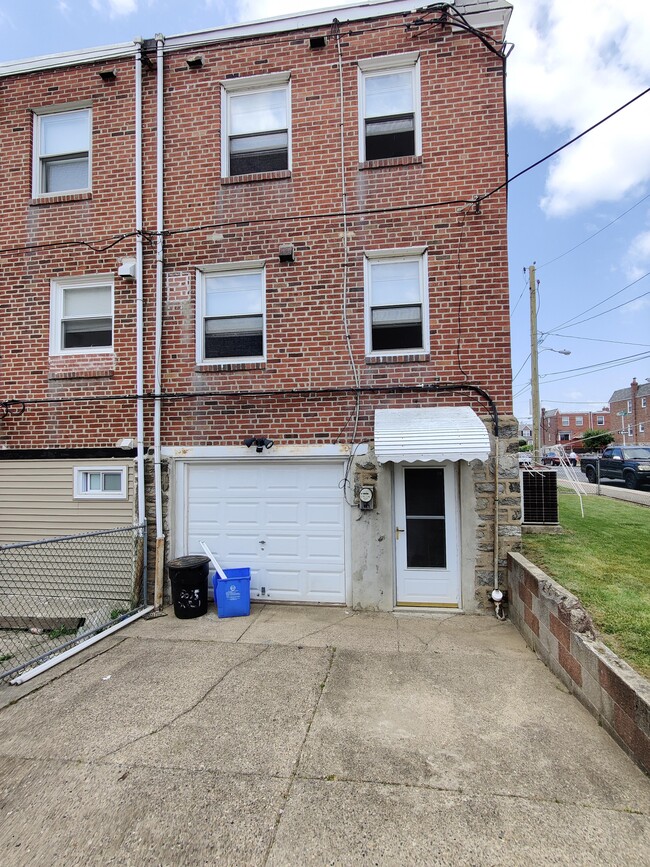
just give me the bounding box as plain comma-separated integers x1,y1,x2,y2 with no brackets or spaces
561,416,570,426
627,399,632,412
628,424,634,436
196,262,265,363
640,423,646,434
358,53,420,162
575,415,583,426
50,275,113,355
221,73,290,177
33,106,91,196
596,415,605,426
642,397,647,408
364,247,428,355
559,432,570,442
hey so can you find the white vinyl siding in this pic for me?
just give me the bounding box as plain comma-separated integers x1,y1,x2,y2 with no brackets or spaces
0,459,136,544
33,107,91,196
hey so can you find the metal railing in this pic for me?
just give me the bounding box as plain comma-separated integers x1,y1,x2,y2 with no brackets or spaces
0,523,146,681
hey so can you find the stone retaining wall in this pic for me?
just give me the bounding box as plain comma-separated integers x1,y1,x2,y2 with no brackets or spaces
508,551,650,775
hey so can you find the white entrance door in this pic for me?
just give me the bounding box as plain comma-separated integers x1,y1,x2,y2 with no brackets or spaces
394,463,460,607
182,460,346,604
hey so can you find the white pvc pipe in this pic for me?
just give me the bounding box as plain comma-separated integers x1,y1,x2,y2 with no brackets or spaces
153,35,165,604
134,39,146,531
10,607,154,685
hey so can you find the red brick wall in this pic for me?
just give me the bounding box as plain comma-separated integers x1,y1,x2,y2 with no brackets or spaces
1,12,511,451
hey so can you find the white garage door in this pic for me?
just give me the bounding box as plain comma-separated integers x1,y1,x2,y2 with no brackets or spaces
181,461,347,604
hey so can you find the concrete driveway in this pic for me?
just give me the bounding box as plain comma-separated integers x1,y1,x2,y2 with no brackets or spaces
0,604,648,866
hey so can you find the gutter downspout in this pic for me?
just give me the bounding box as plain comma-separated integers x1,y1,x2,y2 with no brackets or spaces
134,39,147,602
153,34,165,610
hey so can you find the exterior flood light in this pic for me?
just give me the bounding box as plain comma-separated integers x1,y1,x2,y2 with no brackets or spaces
244,436,274,453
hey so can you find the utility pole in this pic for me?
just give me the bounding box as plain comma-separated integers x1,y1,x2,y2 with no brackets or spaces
529,264,540,456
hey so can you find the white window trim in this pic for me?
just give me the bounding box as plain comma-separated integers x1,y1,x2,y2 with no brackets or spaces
627,400,632,412
32,104,92,198
639,423,646,433
74,466,127,500
561,417,570,426
642,397,647,408
364,247,429,358
596,416,605,426
220,72,291,178
195,261,267,365
357,52,421,163
575,416,583,426
49,274,114,356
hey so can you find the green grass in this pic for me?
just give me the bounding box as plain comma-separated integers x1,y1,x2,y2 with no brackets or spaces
522,491,650,677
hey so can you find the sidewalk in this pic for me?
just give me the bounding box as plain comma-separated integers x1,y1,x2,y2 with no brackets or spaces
558,477,650,506
0,605,648,865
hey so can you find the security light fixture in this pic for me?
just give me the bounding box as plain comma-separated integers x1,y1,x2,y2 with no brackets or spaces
244,436,274,453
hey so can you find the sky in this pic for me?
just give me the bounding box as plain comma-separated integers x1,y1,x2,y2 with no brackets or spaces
1,0,649,430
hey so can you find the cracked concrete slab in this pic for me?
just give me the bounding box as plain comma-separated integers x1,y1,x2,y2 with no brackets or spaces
0,605,648,865
267,779,650,867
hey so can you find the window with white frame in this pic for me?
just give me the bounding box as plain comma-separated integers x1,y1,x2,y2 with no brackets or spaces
358,53,420,162
627,399,632,412
596,415,605,426
640,423,646,434
50,276,113,354
33,106,91,196
559,432,570,441
221,73,290,177
561,416,570,426
642,397,647,408
575,415,583,426
74,467,126,499
364,248,428,355
197,263,265,362
628,424,634,436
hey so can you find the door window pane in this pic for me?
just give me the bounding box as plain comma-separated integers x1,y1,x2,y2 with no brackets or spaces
404,468,446,568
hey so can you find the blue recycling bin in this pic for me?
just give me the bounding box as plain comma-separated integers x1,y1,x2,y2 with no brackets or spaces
213,568,251,618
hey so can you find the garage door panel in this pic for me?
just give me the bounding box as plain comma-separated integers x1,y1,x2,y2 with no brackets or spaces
183,461,346,604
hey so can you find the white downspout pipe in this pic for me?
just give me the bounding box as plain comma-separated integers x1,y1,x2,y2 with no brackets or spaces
153,34,165,610
134,39,146,562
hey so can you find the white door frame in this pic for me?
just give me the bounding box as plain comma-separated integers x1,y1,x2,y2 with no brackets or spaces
393,462,461,607
171,456,352,606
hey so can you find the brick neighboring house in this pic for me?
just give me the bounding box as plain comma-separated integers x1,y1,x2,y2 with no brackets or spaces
609,378,650,445
0,0,517,614
541,407,611,449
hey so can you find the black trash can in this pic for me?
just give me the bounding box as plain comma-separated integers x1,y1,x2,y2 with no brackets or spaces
168,555,210,619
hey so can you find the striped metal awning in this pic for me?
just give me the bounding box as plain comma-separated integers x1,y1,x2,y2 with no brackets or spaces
374,407,491,464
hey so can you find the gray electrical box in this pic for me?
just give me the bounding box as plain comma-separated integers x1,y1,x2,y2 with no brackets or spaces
358,486,375,510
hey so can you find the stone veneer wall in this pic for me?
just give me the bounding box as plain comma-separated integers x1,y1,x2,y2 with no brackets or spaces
473,415,521,609
508,551,650,774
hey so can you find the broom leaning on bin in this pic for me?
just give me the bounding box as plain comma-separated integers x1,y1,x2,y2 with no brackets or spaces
199,541,251,618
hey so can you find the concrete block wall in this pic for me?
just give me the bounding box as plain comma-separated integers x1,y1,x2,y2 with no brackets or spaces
508,552,650,774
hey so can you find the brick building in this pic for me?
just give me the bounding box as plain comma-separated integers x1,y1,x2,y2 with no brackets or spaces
609,378,650,445
541,407,612,449
0,0,517,613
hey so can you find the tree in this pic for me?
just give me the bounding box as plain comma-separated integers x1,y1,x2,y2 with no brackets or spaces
582,429,615,451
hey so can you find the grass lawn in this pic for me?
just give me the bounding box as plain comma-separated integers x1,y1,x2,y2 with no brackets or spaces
522,490,650,678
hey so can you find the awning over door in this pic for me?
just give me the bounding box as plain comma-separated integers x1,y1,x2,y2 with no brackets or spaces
374,407,491,464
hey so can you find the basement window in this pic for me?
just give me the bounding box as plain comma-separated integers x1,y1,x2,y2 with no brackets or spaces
358,53,420,163
364,248,428,355
221,73,291,177
74,467,126,499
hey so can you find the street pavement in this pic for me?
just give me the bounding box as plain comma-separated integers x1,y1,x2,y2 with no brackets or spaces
555,468,650,506
0,605,648,866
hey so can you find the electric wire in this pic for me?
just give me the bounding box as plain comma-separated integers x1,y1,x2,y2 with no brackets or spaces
541,333,650,348
551,286,650,332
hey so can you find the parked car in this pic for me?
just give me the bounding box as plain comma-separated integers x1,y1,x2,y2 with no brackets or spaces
541,451,562,466
518,452,533,466
580,446,650,489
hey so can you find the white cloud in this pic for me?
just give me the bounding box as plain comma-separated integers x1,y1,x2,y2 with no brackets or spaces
623,227,650,280
507,0,650,217
91,0,138,17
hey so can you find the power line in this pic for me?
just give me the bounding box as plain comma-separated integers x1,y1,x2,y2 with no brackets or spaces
537,193,650,270
542,333,650,348
540,350,650,384
550,286,650,332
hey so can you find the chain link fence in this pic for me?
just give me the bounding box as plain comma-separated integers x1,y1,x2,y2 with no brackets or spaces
0,523,146,682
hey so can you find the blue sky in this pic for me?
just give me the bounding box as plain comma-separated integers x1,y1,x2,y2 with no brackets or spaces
1,0,649,429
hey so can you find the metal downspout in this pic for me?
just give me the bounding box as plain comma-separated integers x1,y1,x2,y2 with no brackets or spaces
153,35,165,610
134,39,146,603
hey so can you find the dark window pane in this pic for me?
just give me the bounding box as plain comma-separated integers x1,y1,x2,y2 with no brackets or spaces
63,318,112,348
406,518,446,568
365,114,415,160
371,322,422,351
229,131,288,176
404,468,445,516
205,315,263,359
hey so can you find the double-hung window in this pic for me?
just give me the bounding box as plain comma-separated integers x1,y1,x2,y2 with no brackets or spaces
561,416,570,426
364,248,428,355
197,263,265,363
33,106,91,196
50,276,113,355
358,53,420,162
596,415,605,426
222,73,291,177
575,415,583,426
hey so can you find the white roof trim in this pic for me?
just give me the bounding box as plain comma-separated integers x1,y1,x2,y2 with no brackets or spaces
0,43,135,78
374,407,491,464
